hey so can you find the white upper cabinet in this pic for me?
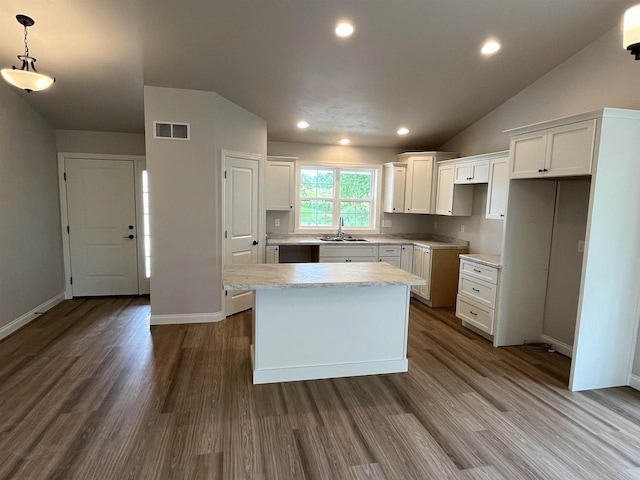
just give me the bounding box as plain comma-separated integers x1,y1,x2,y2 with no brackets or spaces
486,154,509,220
265,156,296,210
454,158,489,184
509,119,596,179
405,156,434,214
435,162,473,216
395,151,459,214
382,163,406,213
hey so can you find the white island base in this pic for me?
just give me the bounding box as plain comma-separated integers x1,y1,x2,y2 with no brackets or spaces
223,263,424,384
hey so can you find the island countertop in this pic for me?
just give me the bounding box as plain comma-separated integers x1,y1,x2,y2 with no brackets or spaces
223,262,426,290
266,235,468,250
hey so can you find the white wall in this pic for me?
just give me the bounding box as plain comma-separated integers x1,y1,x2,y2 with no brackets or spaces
0,83,64,330
144,86,266,318
266,141,437,235
56,130,145,155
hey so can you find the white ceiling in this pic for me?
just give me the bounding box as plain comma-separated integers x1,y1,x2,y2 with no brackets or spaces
0,0,634,148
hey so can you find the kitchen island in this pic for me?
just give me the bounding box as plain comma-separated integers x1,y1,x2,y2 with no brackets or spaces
223,262,425,384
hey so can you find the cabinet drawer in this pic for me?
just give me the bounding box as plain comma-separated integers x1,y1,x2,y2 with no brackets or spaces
459,274,496,308
460,259,498,284
378,245,401,257
456,296,494,334
319,245,379,257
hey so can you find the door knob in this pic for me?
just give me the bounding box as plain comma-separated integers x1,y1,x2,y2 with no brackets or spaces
252,240,259,245
123,234,134,239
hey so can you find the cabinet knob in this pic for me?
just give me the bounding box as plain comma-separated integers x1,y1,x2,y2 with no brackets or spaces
538,169,544,173
290,205,293,208
500,214,505,217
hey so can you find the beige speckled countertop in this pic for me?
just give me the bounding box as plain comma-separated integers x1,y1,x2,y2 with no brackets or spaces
267,235,468,250
459,253,502,268
223,263,426,290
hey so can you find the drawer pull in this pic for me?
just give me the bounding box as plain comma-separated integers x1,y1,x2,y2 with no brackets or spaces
470,311,478,316
473,268,481,273
472,288,480,292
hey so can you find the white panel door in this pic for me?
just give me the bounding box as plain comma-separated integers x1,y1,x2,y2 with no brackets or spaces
224,154,260,316
66,158,138,296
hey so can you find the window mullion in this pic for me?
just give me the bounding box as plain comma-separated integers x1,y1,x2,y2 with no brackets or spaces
334,168,340,227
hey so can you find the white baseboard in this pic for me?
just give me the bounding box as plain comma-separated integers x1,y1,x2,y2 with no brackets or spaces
540,334,573,358
629,374,640,391
253,358,408,384
150,311,226,325
0,293,65,341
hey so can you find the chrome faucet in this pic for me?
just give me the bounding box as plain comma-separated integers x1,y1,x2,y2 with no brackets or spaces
337,215,344,239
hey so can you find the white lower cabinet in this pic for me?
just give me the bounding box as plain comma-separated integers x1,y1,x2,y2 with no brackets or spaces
319,244,379,263
456,258,500,335
265,245,279,264
411,246,431,300
378,244,413,271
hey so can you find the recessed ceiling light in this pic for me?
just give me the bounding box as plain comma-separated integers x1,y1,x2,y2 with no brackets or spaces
397,127,410,135
335,22,354,38
339,138,350,145
297,121,309,129
481,40,501,55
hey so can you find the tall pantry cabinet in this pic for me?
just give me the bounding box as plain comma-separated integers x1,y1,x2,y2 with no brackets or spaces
498,108,640,392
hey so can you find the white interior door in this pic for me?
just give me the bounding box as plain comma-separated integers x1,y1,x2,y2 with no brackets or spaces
66,158,139,296
224,153,260,316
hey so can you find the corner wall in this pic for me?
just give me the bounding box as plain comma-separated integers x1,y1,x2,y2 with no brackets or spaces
0,83,64,333
144,86,266,319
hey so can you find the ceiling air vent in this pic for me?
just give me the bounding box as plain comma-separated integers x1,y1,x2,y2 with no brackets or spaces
153,121,190,140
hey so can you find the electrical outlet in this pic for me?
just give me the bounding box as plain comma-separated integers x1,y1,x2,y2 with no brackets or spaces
578,240,585,252
382,219,392,228
461,224,465,233
275,218,280,227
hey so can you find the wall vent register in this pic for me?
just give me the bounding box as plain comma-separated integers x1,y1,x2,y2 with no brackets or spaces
153,121,190,140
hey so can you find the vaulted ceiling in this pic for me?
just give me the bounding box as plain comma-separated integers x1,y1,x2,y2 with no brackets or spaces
0,0,634,148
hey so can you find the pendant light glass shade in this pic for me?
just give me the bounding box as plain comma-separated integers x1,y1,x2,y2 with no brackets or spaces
624,4,640,60
2,63,54,92
2,15,55,92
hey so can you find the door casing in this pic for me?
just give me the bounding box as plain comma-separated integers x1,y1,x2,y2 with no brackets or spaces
58,153,148,299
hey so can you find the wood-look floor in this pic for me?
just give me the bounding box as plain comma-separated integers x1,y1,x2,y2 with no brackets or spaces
1,297,640,479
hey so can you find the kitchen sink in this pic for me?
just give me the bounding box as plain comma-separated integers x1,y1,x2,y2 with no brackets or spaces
318,236,368,242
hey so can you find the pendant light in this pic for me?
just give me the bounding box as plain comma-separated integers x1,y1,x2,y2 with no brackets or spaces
1,14,55,92
624,4,640,60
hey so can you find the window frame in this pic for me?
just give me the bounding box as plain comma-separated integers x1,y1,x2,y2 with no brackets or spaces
295,162,381,234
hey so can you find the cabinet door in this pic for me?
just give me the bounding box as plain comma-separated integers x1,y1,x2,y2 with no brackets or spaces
379,257,401,268
545,120,595,177
435,165,455,215
265,160,295,210
400,245,413,273
454,163,472,184
421,248,431,299
411,246,423,294
405,157,434,214
510,131,547,179
265,246,279,264
392,166,406,212
471,160,490,183
486,156,509,219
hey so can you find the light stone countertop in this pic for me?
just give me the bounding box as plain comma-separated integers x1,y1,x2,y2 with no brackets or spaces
223,263,426,290
459,253,502,268
267,235,468,250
